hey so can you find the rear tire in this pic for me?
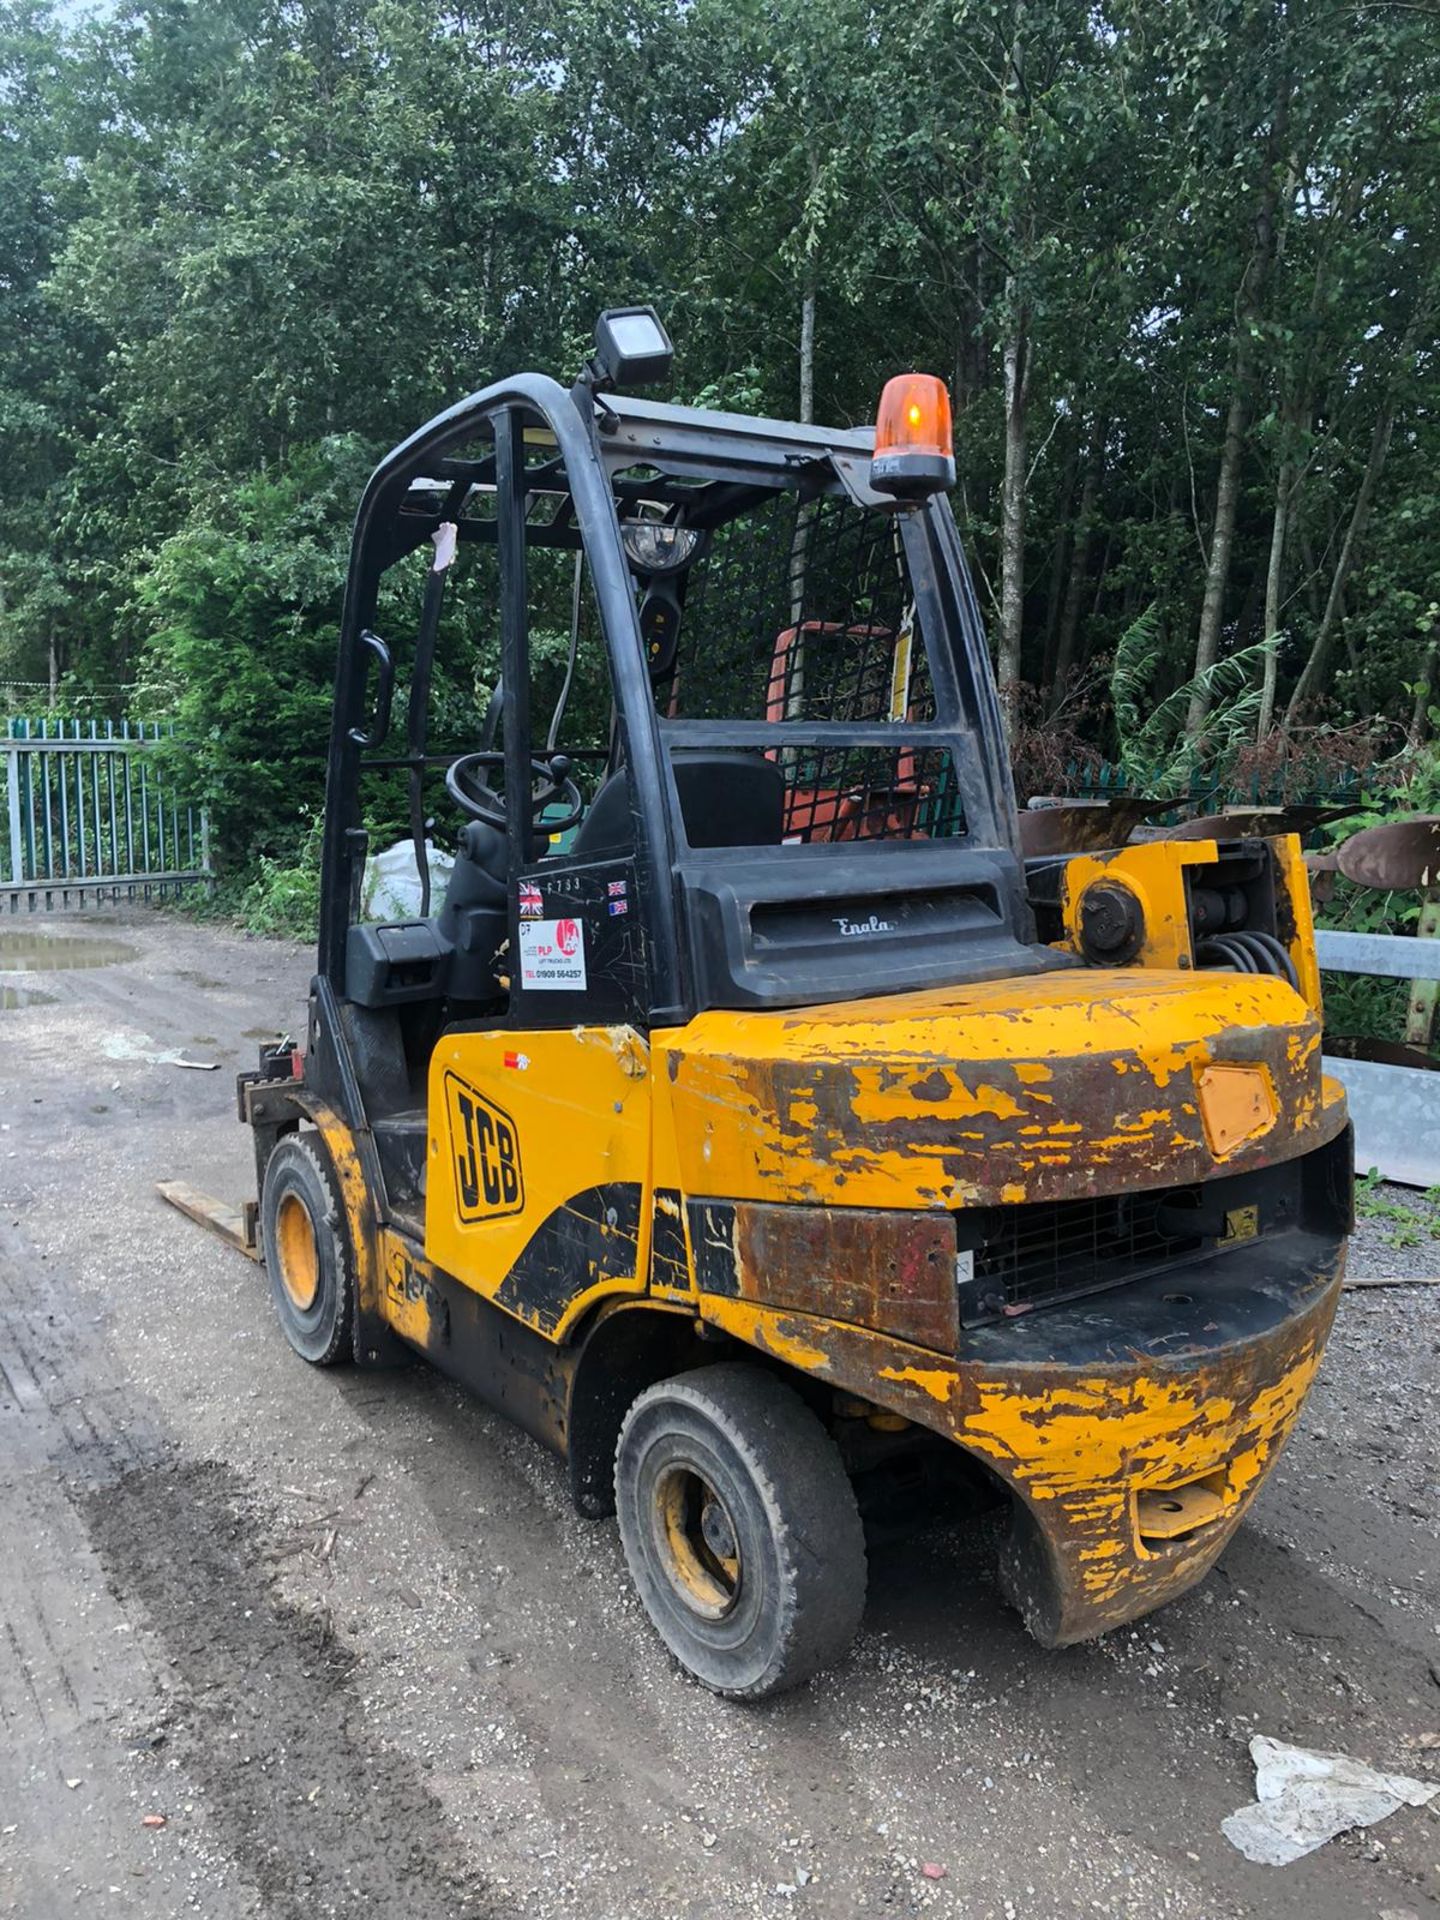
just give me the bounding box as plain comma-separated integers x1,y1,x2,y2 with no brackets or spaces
259,1134,354,1366
615,1363,867,1699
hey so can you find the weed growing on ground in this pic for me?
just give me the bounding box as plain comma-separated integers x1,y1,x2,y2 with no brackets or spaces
237,816,324,940
1354,1170,1440,1249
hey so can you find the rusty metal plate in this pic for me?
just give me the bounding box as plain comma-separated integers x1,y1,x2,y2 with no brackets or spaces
1019,797,1175,857
1167,804,1359,842
1304,849,1341,908
1336,817,1440,891
732,1202,959,1354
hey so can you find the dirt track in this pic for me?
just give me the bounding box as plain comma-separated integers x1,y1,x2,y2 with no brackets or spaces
1,908,1437,1920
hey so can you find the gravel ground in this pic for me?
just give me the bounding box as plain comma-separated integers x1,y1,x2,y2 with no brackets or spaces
0,909,1437,1920
1346,1181,1440,1281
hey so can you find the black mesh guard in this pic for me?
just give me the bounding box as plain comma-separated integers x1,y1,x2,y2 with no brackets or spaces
657,489,962,848
662,492,938,727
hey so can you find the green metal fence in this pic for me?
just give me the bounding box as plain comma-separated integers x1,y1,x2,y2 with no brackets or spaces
1057,759,1369,813
1,718,211,911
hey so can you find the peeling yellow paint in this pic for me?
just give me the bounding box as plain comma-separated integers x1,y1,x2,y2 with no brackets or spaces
878,1364,959,1404
848,1077,1027,1126
658,966,1335,1213
422,1025,652,1337
295,825,1342,1656
308,1104,380,1317
691,1265,1339,1643
759,1325,831,1370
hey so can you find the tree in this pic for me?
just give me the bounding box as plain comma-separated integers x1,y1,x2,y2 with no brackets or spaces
2,0,1438,873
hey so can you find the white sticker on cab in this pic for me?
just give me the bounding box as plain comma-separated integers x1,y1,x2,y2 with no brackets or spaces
518,916,586,991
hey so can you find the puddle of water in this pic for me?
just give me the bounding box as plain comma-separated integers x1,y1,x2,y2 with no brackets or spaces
0,929,138,972
0,985,57,1009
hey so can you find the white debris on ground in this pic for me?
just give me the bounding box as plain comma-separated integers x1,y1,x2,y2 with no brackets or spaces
1222,1733,1439,1865
101,1030,219,1069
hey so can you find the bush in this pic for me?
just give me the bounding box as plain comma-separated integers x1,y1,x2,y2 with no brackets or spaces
130,438,376,874
236,815,324,940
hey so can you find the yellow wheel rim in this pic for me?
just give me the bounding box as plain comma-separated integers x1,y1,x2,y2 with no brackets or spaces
656,1466,740,1620
274,1191,320,1313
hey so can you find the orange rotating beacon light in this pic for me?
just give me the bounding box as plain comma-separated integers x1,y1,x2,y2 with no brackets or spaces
870,373,955,499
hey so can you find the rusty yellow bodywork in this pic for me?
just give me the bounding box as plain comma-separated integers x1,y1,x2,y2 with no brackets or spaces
659,965,1327,1210
693,1265,1339,1643
1056,833,1323,1012
277,832,1346,1647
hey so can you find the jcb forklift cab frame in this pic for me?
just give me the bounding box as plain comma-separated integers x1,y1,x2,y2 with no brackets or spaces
232,327,1350,1701
316,372,1047,1031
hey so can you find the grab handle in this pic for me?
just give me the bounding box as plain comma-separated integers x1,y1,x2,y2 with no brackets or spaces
348,630,394,748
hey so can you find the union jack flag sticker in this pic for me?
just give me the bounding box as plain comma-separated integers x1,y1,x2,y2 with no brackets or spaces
607,878,628,897
517,882,543,917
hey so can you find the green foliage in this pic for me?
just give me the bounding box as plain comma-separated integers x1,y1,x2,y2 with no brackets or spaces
129,440,368,868
1110,605,1275,789
0,0,1437,884
237,813,324,940
1313,745,1440,947
1319,971,1408,1047
1353,1169,1440,1251
1307,738,1440,1059
1110,604,1164,772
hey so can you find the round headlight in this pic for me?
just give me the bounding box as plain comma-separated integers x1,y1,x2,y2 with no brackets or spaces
621,520,700,576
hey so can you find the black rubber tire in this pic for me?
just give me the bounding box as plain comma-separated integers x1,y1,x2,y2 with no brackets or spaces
614,1363,867,1699
259,1134,355,1366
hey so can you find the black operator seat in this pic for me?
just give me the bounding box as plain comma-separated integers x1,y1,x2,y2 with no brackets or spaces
436,818,510,1001
344,816,509,1010
572,750,787,855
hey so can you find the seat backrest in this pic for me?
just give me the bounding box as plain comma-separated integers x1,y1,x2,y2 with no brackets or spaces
571,751,787,856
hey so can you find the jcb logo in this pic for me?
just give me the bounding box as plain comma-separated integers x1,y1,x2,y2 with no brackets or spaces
445,1072,524,1222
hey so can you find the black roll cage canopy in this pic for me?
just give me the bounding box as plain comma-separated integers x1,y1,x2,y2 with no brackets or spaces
319,371,1023,1026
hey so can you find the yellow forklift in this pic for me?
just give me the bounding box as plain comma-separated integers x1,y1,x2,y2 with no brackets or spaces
182,310,1351,1697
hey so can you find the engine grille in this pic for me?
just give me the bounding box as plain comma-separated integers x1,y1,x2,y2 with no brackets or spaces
957,1187,1207,1327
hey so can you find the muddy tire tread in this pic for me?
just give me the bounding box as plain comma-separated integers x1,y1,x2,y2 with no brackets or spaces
615,1362,867,1699
259,1132,355,1367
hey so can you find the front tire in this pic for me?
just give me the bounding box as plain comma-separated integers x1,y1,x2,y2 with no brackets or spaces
259,1134,354,1366
615,1364,867,1699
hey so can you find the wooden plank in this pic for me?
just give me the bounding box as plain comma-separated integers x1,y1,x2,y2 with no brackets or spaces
1342,1273,1440,1290
156,1180,259,1260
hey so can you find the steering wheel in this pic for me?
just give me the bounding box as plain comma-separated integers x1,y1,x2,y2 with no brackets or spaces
445,750,586,835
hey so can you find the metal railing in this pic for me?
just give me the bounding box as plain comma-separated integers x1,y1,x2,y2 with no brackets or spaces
1,718,212,911
1317,929,1440,1188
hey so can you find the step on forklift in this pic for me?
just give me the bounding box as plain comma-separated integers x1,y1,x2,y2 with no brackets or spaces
171,309,1352,1698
